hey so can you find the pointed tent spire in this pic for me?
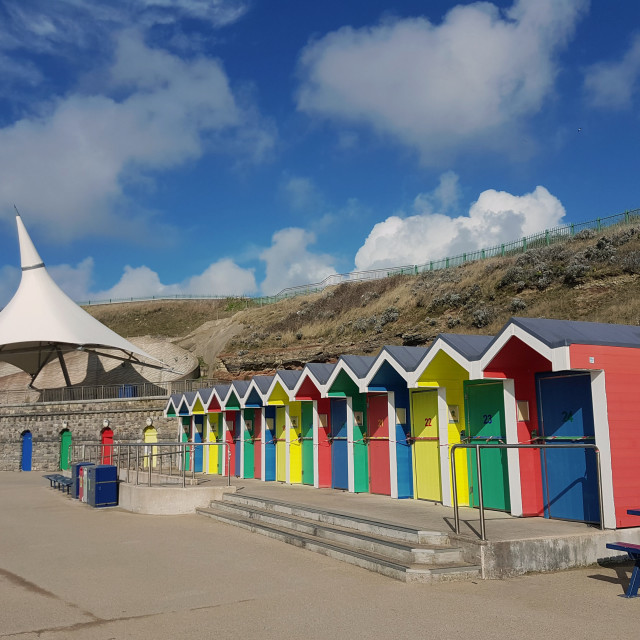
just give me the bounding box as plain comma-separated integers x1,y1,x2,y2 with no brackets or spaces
0,214,165,385
16,213,44,271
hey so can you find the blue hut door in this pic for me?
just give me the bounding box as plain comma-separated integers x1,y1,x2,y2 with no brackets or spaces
264,408,276,481
21,431,32,471
193,416,204,473
536,372,600,523
331,399,348,490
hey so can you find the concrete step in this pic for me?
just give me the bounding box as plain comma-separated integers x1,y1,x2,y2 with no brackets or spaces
196,506,481,583
221,492,449,546
210,499,463,565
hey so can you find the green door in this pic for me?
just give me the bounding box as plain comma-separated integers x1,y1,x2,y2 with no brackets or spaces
60,430,72,470
463,380,510,511
181,417,190,470
301,402,314,485
244,409,255,479
352,394,369,493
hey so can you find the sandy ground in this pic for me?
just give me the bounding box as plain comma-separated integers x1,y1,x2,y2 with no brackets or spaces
0,472,636,640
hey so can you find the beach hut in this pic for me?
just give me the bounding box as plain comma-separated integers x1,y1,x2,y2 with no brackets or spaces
223,381,253,478
292,363,336,488
478,317,639,528
195,388,219,475
265,371,303,484
324,356,375,492
363,346,429,499
407,334,493,507
246,376,276,481
208,385,232,476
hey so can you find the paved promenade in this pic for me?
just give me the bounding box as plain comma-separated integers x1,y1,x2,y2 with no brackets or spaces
0,472,636,640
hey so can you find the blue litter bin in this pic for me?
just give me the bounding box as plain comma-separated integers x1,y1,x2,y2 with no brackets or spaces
86,465,118,508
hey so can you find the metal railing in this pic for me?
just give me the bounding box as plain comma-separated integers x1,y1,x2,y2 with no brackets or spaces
69,441,231,488
76,207,639,307
450,442,604,541
0,378,226,406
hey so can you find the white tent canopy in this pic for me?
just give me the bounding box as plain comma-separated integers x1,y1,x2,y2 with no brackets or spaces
0,214,164,385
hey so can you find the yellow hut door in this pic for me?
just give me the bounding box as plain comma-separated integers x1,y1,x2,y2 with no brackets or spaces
275,407,287,482
207,415,219,475
288,403,302,484
411,390,442,502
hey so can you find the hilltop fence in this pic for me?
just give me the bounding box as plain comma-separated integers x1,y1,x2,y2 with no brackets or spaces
77,208,639,308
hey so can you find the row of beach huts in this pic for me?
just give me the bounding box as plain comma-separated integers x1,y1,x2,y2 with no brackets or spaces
164,316,640,529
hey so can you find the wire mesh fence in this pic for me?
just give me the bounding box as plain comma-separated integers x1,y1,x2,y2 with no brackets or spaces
78,208,639,307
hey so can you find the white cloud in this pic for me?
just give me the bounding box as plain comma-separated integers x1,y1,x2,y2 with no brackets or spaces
49,258,96,302
584,33,640,109
354,182,566,270
281,176,322,212
182,259,257,296
296,0,587,163
413,171,461,215
92,258,257,301
0,30,274,240
259,228,337,295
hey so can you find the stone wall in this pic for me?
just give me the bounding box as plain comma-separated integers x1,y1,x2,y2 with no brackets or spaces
0,397,177,471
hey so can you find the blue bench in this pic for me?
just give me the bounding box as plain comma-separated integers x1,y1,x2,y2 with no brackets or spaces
606,509,640,598
43,474,73,494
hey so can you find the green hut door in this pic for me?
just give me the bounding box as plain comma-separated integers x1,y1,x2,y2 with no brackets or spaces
301,402,314,485
463,380,510,511
60,430,72,470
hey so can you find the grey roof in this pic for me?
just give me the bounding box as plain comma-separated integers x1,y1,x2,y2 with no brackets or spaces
214,384,230,398
340,354,376,379
278,369,302,390
169,392,182,405
183,391,197,405
381,345,429,372
438,333,494,360
253,375,274,393
506,316,640,349
197,387,214,404
305,362,336,385
231,380,251,396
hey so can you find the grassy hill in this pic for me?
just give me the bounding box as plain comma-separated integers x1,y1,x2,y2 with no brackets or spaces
85,224,640,378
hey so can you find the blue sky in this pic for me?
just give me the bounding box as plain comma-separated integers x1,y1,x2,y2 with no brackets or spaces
1,0,639,305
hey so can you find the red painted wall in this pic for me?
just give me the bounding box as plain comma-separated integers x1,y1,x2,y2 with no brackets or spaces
484,336,551,517
570,344,640,528
317,398,332,488
225,410,236,476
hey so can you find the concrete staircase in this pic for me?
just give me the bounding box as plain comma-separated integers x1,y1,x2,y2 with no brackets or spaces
196,492,481,583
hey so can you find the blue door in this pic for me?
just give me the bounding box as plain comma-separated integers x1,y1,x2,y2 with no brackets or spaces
536,372,600,523
21,431,32,471
331,399,348,489
264,406,276,481
394,388,414,499
193,416,203,473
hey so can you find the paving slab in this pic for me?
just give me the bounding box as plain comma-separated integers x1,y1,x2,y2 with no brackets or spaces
0,472,637,640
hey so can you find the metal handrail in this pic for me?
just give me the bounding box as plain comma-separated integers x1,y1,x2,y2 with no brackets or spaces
450,442,604,541
69,441,232,489
0,378,227,406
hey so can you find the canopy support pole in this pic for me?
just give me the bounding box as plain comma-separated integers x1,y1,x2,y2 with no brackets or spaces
56,346,72,387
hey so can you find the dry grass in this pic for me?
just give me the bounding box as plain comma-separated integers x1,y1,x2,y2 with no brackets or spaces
85,223,640,374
